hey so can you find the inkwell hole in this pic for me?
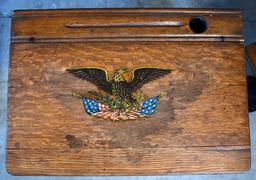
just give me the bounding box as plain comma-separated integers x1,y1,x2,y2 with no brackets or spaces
189,16,208,33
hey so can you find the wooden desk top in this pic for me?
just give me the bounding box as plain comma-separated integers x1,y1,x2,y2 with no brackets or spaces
7,9,250,175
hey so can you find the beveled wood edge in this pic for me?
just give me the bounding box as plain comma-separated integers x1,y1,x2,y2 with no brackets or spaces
6,169,252,177
6,145,251,151
12,8,243,17
6,145,251,176
11,35,244,43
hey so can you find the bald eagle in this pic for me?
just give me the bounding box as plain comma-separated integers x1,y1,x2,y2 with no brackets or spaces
67,67,171,109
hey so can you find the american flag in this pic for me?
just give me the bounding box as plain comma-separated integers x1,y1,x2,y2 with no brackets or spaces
82,96,159,121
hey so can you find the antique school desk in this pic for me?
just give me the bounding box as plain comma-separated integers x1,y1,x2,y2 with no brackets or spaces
7,9,250,175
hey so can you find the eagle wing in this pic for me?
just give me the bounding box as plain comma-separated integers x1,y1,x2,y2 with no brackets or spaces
66,67,112,94
128,67,171,92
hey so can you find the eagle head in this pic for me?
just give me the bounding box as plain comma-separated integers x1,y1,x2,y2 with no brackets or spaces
113,67,129,82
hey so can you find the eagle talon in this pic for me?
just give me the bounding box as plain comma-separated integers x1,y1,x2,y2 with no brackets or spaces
72,92,83,99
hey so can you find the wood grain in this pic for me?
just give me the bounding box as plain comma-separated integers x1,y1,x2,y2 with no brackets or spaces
12,8,242,16
11,9,243,41
7,9,250,176
7,147,250,176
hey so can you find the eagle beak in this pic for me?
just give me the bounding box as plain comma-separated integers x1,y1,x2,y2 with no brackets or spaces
119,67,128,74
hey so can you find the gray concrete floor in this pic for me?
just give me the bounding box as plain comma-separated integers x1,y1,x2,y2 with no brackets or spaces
0,0,256,179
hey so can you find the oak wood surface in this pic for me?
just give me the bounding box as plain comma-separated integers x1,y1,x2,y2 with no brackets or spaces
13,8,242,15
7,9,250,176
11,9,243,42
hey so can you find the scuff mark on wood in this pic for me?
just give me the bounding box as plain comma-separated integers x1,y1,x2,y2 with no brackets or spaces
65,134,85,148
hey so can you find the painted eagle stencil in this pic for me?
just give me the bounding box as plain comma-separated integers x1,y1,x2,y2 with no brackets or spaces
67,67,172,121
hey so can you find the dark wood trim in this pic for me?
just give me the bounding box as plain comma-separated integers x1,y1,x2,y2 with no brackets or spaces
11,35,244,43
12,8,242,17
